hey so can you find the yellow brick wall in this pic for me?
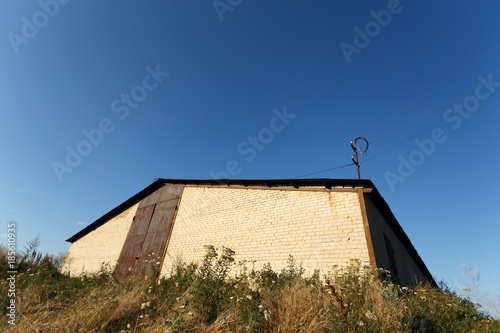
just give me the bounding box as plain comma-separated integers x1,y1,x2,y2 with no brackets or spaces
61,203,139,276
160,186,370,276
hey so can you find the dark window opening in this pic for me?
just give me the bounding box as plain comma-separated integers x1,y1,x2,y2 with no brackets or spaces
384,233,399,283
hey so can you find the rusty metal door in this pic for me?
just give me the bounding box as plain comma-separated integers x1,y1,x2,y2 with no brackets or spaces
115,185,182,280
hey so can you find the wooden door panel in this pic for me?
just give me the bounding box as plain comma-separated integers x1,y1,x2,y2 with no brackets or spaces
128,205,155,236
147,200,177,233
115,185,182,280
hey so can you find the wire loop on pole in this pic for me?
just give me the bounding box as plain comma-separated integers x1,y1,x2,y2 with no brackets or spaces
351,137,369,179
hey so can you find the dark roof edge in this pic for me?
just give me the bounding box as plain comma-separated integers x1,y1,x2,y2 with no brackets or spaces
158,178,374,188
366,187,437,287
65,179,166,243
66,178,373,243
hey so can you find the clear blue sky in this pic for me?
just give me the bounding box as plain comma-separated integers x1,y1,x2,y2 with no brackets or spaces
1,0,499,314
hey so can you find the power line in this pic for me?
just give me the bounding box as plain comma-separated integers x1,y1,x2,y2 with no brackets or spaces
291,78,499,179
292,163,355,179
362,42,500,137
369,70,500,148
291,44,500,179
361,89,500,164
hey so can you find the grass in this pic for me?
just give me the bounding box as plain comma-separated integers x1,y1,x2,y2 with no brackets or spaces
0,244,498,332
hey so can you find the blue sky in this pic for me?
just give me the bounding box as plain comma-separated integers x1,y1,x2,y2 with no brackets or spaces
1,0,499,314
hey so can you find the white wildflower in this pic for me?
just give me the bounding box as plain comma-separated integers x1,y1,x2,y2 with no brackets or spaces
230,296,234,300
176,297,181,302
421,296,426,300
358,321,364,326
175,282,179,287
140,315,144,318
264,310,272,321
127,324,131,328
180,305,186,309
246,295,252,300
365,310,377,320
258,304,264,310
188,312,194,316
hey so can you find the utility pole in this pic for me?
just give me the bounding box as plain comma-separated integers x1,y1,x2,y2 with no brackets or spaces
350,137,369,179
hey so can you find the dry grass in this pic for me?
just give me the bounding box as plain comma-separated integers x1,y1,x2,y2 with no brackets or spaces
263,280,331,333
1,246,498,332
8,279,144,332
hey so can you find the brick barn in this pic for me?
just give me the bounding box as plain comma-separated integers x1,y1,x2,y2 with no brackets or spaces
61,178,434,286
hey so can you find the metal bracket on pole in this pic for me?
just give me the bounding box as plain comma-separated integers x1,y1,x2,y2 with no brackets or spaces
350,137,369,179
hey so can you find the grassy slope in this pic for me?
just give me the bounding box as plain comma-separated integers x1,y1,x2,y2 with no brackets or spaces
0,245,498,332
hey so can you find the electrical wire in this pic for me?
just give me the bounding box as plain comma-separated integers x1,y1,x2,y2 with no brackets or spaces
290,80,499,179
291,72,500,179
292,163,355,179
369,70,500,148
362,42,500,137
290,44,500,179
361,89,500,165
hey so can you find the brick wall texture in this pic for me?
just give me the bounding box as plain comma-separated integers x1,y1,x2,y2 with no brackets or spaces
160,186,370,276
61,203,139,276
62,185,371,277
